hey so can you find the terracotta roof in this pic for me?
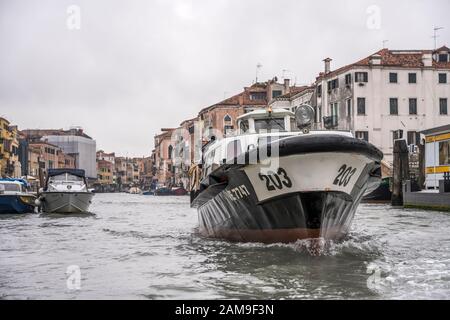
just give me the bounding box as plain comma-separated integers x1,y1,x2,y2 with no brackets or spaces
29,140,60,148
198,91,260,115
179,117,198,126
21,128,93,140
435,45,450,52
275,86,313,100
199,80,293,114
155,128,174,140
317,47,450,80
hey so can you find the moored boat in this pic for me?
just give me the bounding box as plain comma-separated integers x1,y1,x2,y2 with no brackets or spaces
128,187,142,194
362,177,392,202
0,178,37,214
153,186,188,196
38,169,94,214
190,106,383,243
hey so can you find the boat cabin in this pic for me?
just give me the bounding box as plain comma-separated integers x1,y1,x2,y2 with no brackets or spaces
201,107,352,178
237,108,296,134
0,179,28,195
45,169,88,192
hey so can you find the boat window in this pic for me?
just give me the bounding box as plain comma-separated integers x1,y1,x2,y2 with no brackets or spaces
290,117,297,131
0,183,21,192
254,118,285,133
239,120,249,133
227,140,242,160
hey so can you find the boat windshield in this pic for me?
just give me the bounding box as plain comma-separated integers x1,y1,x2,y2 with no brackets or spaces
0,183,22,192
254,118,285,133
49,173,84,184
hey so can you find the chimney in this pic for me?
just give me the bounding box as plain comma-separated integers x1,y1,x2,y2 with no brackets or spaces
369,54,382,65
284,78,290,93
422,52,433,67
323,58,332,74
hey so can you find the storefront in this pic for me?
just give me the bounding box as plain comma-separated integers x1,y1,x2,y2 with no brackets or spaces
422,125,450,189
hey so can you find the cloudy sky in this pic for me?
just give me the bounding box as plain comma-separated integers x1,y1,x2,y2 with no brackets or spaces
0,0,449,156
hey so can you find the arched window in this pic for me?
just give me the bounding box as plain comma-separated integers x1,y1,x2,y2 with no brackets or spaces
223,114,233,134
168,145,173,159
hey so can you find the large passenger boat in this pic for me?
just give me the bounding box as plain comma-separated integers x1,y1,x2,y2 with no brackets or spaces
190,106,383,243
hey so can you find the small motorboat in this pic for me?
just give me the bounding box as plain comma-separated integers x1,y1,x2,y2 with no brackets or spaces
128,187,142,194
171,187,188,196
190,105,383,243
0,178,37,214
153,187,172,196
153,186,188,196
37,169,94,214
362,177,392,202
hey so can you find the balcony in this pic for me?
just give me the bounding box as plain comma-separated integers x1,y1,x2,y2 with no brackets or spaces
323,115,338,129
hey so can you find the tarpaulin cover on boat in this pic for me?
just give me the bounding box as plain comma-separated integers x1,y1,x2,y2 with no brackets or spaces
47,169,86,178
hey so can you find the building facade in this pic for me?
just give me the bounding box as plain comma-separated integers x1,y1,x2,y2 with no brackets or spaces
153,128,175,186
152,78,303,187
312,47,450,164
21,128,97,179
97,159,114,186
0,118,21,177
28,142,61,171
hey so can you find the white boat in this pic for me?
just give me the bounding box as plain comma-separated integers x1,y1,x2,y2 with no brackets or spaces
38,169,94,214
190,106,383,243
128,187,142,194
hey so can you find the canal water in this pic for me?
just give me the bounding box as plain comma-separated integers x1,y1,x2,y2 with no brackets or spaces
1,193,449,300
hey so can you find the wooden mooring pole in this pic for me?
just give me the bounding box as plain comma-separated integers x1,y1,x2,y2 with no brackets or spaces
391,139,409,206
418,142,426,189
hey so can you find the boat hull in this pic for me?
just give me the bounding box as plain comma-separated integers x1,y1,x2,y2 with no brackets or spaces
193,135,382,243
0,195,36,214
196,167,374,243
41,192,94,213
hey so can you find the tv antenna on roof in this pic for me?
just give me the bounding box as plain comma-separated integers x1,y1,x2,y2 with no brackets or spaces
255,63,263,83
432,27,444,50
382,39,389,48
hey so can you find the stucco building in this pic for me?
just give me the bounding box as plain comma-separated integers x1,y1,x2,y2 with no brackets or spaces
0,118,21,177
312,47,450,164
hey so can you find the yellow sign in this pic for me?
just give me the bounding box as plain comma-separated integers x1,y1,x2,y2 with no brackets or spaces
426,166,450,174
425,133,450,143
